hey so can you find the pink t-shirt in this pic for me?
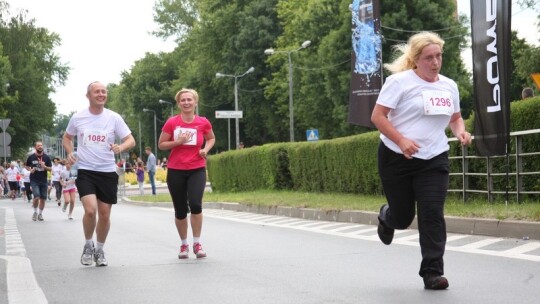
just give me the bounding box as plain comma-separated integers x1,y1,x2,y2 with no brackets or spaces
162,115,213,170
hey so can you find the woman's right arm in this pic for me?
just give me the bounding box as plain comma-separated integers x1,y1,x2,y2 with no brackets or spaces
371,104,420,159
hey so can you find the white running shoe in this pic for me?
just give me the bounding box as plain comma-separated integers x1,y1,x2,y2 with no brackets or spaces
94,248,108,266
81,243,94,266
193,243,207,258
32,212,37,221
178,244,189,259
37,214,44,221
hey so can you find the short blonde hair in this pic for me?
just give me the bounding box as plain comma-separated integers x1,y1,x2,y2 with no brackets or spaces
384,31,445,74
174,88,199,103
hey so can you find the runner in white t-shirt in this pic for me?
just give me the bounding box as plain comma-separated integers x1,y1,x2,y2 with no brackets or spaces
63,81,135,267
371,32,472,290
5,162,20,200
51,157,64,206
21,167,32,203
60,161,77,219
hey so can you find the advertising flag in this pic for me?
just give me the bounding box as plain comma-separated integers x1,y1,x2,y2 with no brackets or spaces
470,0,511,156
347,0,382,128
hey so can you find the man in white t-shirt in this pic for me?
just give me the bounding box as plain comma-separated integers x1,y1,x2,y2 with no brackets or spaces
51,157,64,206
63,81,135,267
6,161,20,200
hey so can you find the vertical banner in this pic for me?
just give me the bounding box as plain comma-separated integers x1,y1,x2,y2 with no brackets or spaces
470,0,511,156
347,0,382,128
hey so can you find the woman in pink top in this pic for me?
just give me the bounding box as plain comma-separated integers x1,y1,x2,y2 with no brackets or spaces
158,88,215,259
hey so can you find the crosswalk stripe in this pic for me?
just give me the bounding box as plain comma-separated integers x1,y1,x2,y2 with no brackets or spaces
502,242,540,255
156,207,540,262
460,238,504,249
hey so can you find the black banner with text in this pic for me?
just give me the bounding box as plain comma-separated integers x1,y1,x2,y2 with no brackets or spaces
470,0,511,156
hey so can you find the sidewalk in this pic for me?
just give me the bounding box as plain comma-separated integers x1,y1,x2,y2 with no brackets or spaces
120,183,540,241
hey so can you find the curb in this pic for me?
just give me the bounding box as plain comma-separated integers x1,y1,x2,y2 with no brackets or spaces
120,198,540,241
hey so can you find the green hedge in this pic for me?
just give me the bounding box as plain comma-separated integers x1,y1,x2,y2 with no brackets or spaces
208,97,540,197
207,143,292,192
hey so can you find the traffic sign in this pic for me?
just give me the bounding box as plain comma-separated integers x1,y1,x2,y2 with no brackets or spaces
0,132,11,146
306,129,319,141
531,73,540,90
0,146,11,157
0,119,11,131
215,111,243,119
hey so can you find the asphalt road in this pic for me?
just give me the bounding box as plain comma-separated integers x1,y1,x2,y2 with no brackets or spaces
1,196,540,304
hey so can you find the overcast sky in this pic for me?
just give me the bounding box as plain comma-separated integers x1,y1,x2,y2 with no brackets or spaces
7,0,540,115
8,0,176,115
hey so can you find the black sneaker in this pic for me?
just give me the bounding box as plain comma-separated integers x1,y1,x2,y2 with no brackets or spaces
377,205,394,245
423,273,449,290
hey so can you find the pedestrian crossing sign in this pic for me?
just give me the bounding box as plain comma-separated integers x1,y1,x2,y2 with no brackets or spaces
306,129,319,141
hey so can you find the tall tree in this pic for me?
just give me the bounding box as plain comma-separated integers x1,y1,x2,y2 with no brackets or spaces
149,0,472,148
509,31,538,101
108,52,178,159
153,0,282,151
264,0,472,142
0,4,69,158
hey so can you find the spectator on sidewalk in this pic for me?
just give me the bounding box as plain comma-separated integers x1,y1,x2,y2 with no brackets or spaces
136,161,145,195
145,147,157,195
521,87,534,100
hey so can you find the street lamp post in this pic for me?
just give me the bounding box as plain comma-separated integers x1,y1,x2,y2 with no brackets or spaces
142,108,157,156
159,99,174,117
138,116,142,157
264,40,311,142
216,66,255,149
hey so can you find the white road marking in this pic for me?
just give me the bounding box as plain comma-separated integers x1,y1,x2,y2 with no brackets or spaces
1,207,48,303
460,238,505,249
183,208,540,263
446,235,470,242
502,242,540,255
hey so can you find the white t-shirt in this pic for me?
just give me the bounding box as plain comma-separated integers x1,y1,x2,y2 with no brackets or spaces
60,168,77,191
21,168,31,183
51,164,64,181
6,167,19,182
65,108,132,172
376,69,460,160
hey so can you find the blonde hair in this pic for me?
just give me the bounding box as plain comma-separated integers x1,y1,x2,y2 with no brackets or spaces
384,31,445,74
174,88,199,103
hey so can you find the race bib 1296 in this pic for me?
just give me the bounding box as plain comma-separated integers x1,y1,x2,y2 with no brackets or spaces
422,90,454,116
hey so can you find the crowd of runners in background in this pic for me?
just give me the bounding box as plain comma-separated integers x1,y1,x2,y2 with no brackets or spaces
0,150,166,203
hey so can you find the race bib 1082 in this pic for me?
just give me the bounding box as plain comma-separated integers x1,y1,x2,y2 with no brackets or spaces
83,129,109,147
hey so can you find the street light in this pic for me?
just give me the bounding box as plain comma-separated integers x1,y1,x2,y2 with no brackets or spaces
159,99,174,117
137,116,142,157
216,66,255,149
142,108,157,156
123,113,143,157
264,40,311,142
